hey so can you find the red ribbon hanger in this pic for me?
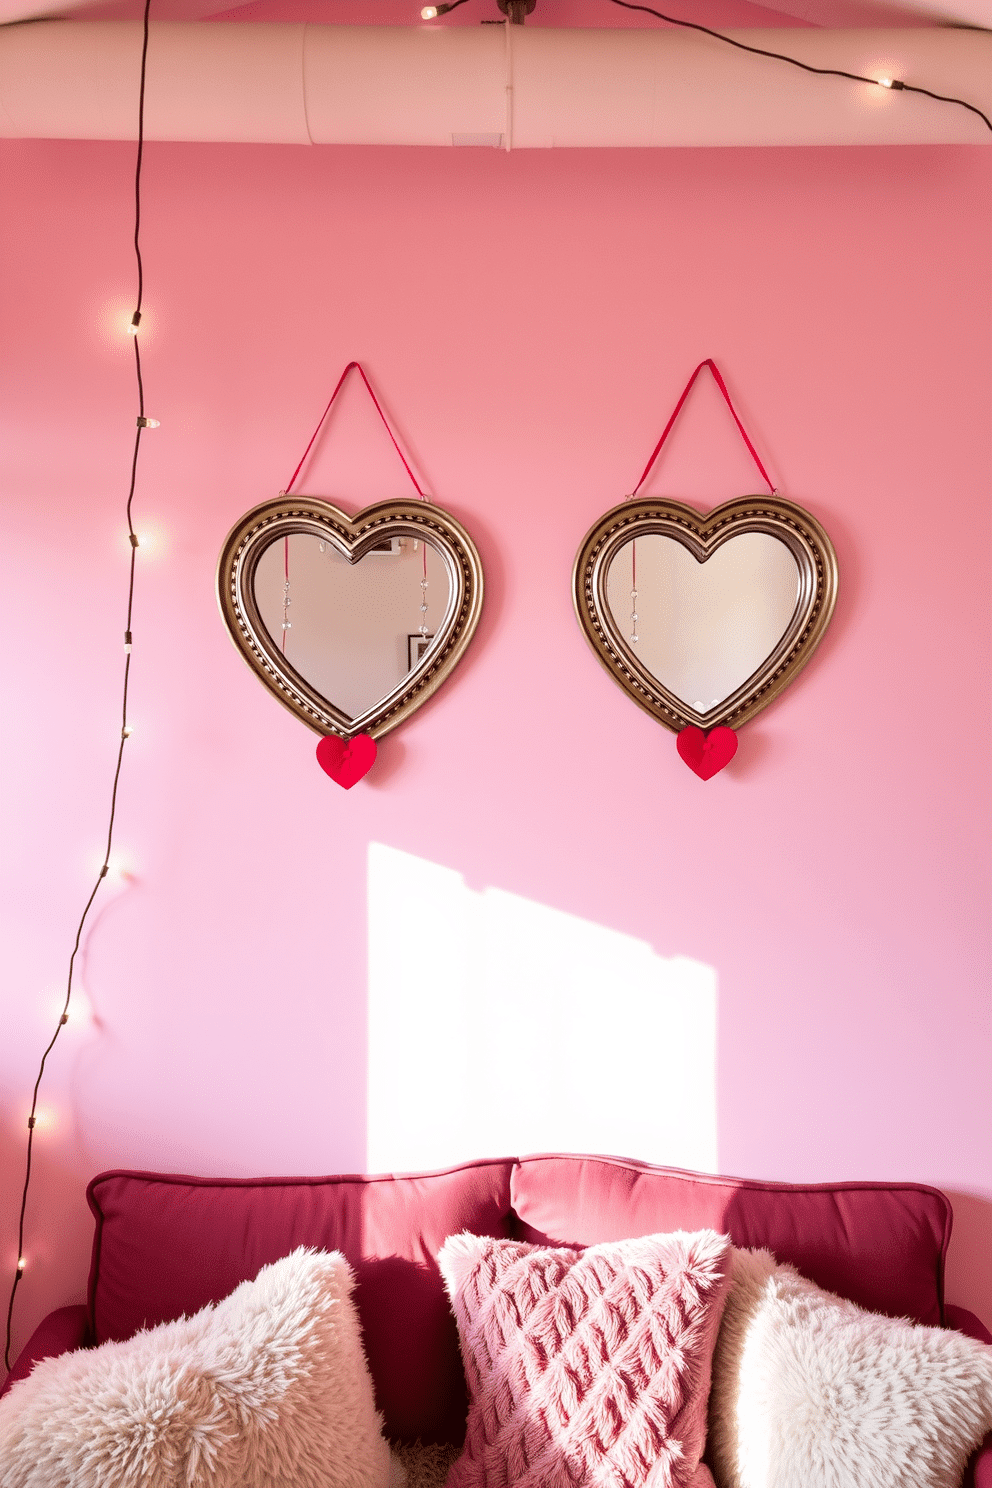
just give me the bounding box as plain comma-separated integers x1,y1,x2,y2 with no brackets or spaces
627,360,775,781
281,361,424,789
284,361,426,498
631,359,775,496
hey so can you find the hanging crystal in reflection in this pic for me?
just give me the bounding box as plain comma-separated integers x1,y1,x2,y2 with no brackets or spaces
281,577,292,657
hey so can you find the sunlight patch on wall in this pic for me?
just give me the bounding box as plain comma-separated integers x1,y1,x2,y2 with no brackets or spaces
367,844,717,1174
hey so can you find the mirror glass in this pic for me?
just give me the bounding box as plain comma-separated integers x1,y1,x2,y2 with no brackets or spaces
253,532,452,721
605,532,800,710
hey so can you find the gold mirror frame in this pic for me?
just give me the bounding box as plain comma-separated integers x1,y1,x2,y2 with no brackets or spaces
572,495,838,733
217,496,484,741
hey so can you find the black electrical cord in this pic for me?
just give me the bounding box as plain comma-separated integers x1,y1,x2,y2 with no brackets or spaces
607,0,992,135
424,0,471,16
3,0,153,1377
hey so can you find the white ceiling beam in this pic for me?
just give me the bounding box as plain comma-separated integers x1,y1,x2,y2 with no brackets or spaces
1,21,989,145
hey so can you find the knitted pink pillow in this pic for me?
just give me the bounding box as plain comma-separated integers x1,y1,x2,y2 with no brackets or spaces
437,1229,731,1488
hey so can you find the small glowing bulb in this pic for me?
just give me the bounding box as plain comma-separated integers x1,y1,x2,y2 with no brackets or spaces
136,416,160,429
879,77,893,87
64,990,94,1026
421,5,438,15
16,1257,26,1273
122,725,133,738
128,311,141,334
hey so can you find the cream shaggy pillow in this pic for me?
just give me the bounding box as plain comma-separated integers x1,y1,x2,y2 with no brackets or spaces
0,1247,407,1488
708,1247,992,1488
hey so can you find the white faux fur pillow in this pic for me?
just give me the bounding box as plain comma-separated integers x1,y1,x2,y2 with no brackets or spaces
708,1247,992,1488
0,1247,407,1488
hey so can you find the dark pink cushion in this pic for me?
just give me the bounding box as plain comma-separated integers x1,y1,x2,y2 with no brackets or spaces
86,1162,515,1443
0,1304,90,1398
510,1155,951,1327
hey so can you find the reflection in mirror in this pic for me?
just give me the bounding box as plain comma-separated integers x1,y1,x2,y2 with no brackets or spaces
605,532,800,710
253,533,451,721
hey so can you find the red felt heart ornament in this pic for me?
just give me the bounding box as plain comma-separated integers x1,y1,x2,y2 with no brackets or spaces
676,726,738,780
316,733,377,789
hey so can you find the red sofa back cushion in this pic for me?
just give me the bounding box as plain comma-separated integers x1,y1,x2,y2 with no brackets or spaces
85,1155,952,1446
510,1155,951,1327
86,1161,515,1444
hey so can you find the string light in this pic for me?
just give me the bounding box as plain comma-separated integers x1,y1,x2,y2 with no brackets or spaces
607,0,992,134
419,0,992,131
417,0,989,131
421,1,469,16
3,0,154,1377
129,523,167,560
60,989,93,1027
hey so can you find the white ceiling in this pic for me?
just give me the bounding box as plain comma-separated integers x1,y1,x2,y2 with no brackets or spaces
1,0,988,33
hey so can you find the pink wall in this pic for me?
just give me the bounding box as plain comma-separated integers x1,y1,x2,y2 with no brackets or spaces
1,131,989,1367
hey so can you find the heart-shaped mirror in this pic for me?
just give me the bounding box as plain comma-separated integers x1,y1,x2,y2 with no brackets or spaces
572,496,837,732
217,496,484,741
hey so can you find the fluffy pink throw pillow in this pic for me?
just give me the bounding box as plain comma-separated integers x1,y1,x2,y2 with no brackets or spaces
437,1229,731,1488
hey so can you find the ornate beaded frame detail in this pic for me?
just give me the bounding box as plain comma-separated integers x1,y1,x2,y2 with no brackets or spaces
572,495,838,733
217,496,484,742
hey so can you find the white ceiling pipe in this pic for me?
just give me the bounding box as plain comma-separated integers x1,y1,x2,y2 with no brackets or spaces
0,21,988,147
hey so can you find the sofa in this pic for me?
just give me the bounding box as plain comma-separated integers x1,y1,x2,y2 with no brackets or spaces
3,1153,991,1486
